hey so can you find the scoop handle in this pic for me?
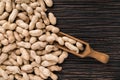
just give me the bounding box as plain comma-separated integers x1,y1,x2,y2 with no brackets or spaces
88,50,109,64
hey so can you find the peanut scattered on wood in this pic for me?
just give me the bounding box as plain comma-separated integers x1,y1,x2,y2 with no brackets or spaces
0,0,84,80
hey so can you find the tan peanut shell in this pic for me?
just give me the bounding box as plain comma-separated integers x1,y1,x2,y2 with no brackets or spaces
0,2,5,15
8,9,18,23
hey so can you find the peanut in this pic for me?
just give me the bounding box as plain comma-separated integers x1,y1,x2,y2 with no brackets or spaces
6,66,20,74
29,29,43,36
50,72,58,80
68,38,76,44
62,36,76,44
6,30,15,43
0,53,8,64
35,7,43,13
48,65,62,71
18,13,29,22
30,50,41,64
58,51,68,64
39,34,47,41
21,3,33,14
41,11,50,25
5,0,12,12
29,15,38,30
46,25,60,33
0,12,9,20
14,32,21,41
36,21,45,29
48,12,56,25
65,42,79,53
29,37,37,44
2,22,16,30
16,20,29,29
31,41,47,50
8,9,18,23
42,54,58,62
0,1,5,15
41,60,57,67
16,26,24,34
16,41,31,48
21,64,32,71
45,45,57,52
39,66,51,77
44,0,53,7
2,43,16,52
76,42,84,51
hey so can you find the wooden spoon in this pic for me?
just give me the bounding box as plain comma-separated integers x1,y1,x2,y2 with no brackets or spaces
55,32,109,64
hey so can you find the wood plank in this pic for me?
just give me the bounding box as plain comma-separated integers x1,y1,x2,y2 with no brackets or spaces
47,0,120,80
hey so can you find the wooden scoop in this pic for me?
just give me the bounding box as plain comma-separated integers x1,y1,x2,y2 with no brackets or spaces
55,32,109,64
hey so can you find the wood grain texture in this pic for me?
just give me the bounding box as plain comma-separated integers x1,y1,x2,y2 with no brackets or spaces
48,0,120,80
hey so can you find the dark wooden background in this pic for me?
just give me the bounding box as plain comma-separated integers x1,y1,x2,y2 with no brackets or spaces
48,0,120,80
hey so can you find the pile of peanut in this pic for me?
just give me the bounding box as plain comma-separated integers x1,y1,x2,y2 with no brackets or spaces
0,0,84,80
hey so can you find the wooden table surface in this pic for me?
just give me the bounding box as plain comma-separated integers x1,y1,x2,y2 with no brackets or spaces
48,0,120,80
